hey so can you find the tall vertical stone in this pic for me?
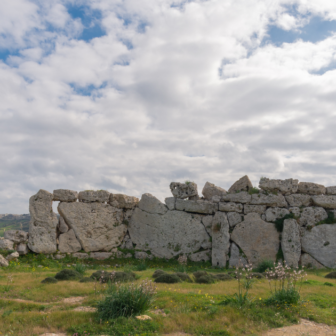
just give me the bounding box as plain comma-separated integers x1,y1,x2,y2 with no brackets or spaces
281,219,301,268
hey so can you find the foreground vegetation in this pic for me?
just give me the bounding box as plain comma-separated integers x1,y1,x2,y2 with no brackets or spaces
0,253,335,336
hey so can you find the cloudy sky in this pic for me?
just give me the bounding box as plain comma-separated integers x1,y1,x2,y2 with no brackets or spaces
1,0,336,213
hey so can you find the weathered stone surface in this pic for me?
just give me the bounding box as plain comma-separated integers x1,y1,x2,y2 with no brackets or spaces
312,195,336,209
53,189,78,202
189,250,210,262
72,252,89,259
54,253,66,260
211,212,230,267
109,194,139,209
299,207,328,226
135,251,149,259
6,251,19,261
289,207,301,218
218,202,243,213
28,189,58,254
175,199,217,214
326,186,336,195
16,243,29,255
58,202,127,252
300,253,324,269
58,229,82,253
244,205,266,215
0,255,9,267
227,212,243,227
58,216,69,233
265,207,290,222
202,182,226,201
120,234,133,250
202,215,213,236
170,182,198,199
298,182,326,195
281,219,301,268
0,238,14,250
124,253,132,258
251,193,287,207
78,190,110,203
128,208,211,259
285,194,312,207
301,224,336,268
231,213,280,265
228,175,253,193
4,230,28,243
259,178,298,195
165,197,176,210
138,193,168,215
221,191,252,204
189,195,200,201
90,252,113,260
229,242,248,268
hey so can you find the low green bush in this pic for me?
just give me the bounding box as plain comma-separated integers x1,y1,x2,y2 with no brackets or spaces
54,269,83,281
152,269,166,279
196,275,216,284
41,277,58,284
214,274,233,281
74,263,86,275
324,282,334,287
79,277,95,283
154,273,181,283
175,272,193,282
255,260,274,273
133,261,147,271
325,272,336,279
91,271,137,283
264,288,300,306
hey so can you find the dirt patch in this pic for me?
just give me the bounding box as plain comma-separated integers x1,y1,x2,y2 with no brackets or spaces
39,334,67,336
150,309,167,316
162,333,191,336
73,306,97,312
62,296,85,304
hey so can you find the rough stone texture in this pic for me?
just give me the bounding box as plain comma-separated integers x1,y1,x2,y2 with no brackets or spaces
285,194,312,207
265,207,290,222
58,229,82,253
202,215,213,236
78,190,110,203
28,189,58,254
228,175,253,193
16,243,29,255
124,253,132,258
298,182,326,195
231,213,280,265
218,202,243,213
211,212,230,267
90,252,113,260
202,182,226,201
244,205,266,215
170,182,198,199
4,230,28,243
312,195,336,209
300,253,324,269
189,250,211,262
0,255,9,267
58,216,69,233
281,219,301,268
135,251,149,259
259,178,299,195
175,199,217,214
227,212,243,227
326,186,336,195
120,234,133,250
221,191,252,204
289,207,301,218
58,202,127,252
229,242,248,268
128,208,211,259
53,189,78,202
138,193,168,215
72,252,89,259
165,197,176,210
301,224,336,268
299,207,328,227
54,253,66,260
109,194,139,209
6,251,19,261
251,193,288,207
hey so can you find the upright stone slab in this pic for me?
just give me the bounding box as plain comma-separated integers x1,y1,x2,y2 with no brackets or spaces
298,182,326,195
229,242,248,268
165,197,176,210
300,253,324,269
211,212,230,267
228,175,253,193
138,193,168,215
58,229,82,253
58,202,127,252
202,182,226,201
259,178,298,195
170,182,198,199
281,219,301,268
28,189,58,253
221,191,252,204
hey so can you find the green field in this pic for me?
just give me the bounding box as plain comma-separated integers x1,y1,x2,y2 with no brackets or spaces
0,214,30,237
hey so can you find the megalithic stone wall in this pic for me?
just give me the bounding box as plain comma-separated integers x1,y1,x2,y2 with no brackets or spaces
18,176,336,268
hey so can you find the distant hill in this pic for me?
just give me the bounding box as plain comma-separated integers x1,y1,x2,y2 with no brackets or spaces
0,214,30,237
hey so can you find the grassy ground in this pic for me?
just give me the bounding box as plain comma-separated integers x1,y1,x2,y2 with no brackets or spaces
0,254,335,336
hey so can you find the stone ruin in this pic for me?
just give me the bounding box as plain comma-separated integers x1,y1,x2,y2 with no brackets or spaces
1,175,336,269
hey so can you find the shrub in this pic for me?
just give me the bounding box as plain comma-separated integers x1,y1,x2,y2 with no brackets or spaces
317,211,336,225
264,287,300,306
152,269,166,279
248,187,260,195
133,261,147,271
74,263,86,275
214,274,233,281
255,259,274,273
196,275,216,284
41,277,58,284
91,271,137,283
325,272,336,279
79,277,95,283
175,272,193,282
154,273,181,283
274,213,295,232
54,269,83,281
97,280,156,320
193,271,208,279
250,272,265,279
324,282,334,287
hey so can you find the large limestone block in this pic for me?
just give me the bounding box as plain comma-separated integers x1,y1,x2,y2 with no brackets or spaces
165,197,176,210
189,250,210,262
218,202,243,213
265,207,290,222
0,255,9,267
229,242,248,268
231,213,280,265
90,252,113,260
58,216,69,233
72,252,89,259
120,234,133,250
312,195,336,209
58,202,127,252
202,215,213,236
109,194,139,209
228,175,253,193
58,229,82,253
289,207,301,218
301,224,336,268
244,205,266,215
170,182,198,199
6,251,19,261
78,190,110,203
17,243,29,255
202,182,226,201
53,189,78,202
221,191,251,204
128,208,211,259
285,194,312,207
300,253,324,269
298,182,326,195
327,186,336,195
176,199,217,214
211,212,230,267
138,193,168,215
227,212,243,227
281,219,301,268
28,189,58,254
4,230,28,243
251,193,287,207
259,178,298,195
299,207,328,226
0,238,14,250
